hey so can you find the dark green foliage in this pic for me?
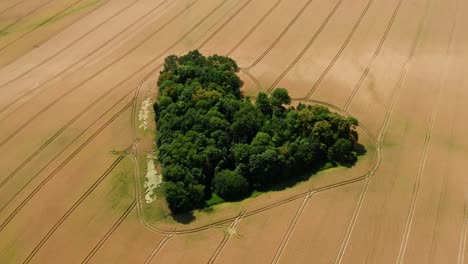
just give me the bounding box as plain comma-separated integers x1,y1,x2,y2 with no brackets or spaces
212,170,249,200
155,51,363,214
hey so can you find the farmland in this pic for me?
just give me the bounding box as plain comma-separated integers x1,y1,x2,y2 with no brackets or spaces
0,0,466,263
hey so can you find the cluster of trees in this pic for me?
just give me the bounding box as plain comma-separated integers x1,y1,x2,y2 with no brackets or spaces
154,51,362,214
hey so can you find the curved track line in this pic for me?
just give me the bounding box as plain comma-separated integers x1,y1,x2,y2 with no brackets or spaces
271,192,311,264
0,0,55,34
0,0,204,148
246,0,316,70
0,0,172,190
396,2,459,261
0,0,233,218
81,201,137,264
4,1,251,260
0,100,135,234
0,0,171,117
22,140,139,264
334,0,434,261
0,0,141,89
208,211,245,264
0,89,134,215
266,0,345,92
143,229,176,264
343,0,404,110
304,0,374,99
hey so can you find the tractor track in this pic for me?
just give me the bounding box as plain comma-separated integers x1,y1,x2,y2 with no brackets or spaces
245,0,316,70
0,100,135,234
396,0,459,261
0,0,111,71
0,0,212,148
0,0,141,89
334,0,434,261
266,0,345,92
21,140,140,264
0,0,55,34
0,0,174,117
342,0,405,110
304,0,376,99
0,0,91,55
0,0,173,190
0,0,28,17
208,211,245,264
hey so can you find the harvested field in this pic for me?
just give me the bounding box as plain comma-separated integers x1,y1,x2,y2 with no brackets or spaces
0,0,466,263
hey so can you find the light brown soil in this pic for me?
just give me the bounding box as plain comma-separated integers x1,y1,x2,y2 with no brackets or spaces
0,0,466,263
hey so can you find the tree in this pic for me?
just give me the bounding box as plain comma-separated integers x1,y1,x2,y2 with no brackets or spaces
270,88,291,108
256,92,272,116
328,138,357,165
212,170,249,200
155,51,363,214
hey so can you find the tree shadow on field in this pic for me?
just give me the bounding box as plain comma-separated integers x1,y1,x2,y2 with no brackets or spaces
172,212,196,224
355,142,367,156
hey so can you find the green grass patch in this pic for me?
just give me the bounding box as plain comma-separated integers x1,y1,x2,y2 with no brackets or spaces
206,193,225,207
107,158,133,212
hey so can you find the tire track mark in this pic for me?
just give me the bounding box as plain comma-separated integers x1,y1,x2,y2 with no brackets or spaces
334,0,434,261
271,192,312,264
0,0,91,52
304,0,375,99
225,0,283,56
143,228,176,264
22,139,140,264
0,0,141,89
0,0,237,219
0,0,27,17
0,0,205,148
81,201,137,264
0,100,135,234
342,0,404,110
208,211,245,264
266,0,345,93
396,0,459,261
0,88,134,215
0,0,172,116
245,0,316,70
0,1,247,259
0,0,171,190
0,0,55,34
0,0,111,71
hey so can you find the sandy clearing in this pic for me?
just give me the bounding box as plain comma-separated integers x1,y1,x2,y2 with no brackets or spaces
214,199,303,264
278,181,364,264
